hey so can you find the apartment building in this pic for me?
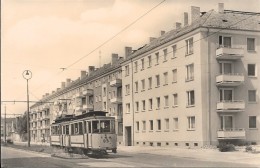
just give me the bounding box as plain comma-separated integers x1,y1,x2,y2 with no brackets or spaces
121,3,260,147
30,54,124,144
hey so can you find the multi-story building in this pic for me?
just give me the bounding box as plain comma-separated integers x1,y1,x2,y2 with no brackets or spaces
1,117,16,141
121,3,260,147
30,54,124,144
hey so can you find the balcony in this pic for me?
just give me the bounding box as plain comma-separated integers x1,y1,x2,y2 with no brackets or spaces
75,92,84,98
217,100,245,112
216,47,244,60
216,73,244,86
82,104,94,110
83,89,94,96
217,128,246,139
110,97,122,104
110,79,122,87
75,105,83,112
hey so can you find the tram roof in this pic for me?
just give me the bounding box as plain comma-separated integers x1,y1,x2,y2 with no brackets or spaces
53,111,108,124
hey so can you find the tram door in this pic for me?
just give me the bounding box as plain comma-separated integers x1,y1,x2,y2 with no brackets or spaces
64,125,70,146
86,121,92,148
60,125,65,146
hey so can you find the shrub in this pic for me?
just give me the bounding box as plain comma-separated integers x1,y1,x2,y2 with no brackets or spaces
245,145,253,152
218,143,235,152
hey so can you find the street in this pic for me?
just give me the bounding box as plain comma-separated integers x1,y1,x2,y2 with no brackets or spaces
1,146,256,167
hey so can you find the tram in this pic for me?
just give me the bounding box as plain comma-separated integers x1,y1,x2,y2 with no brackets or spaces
50,111,117,155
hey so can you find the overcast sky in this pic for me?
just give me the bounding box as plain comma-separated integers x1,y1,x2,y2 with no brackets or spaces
1,0,260,117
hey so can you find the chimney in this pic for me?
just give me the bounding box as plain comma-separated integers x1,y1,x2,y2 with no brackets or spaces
125,47,132,58
66,78,71,87
52,91,55,94
80,71,86,79
45,93,49,97
56,88,60,92
191,6,200,23
218,3,224,13
160,31,165,35
42,95,45,98
111,53,118,65
61,82,66,89
150,37,156,42
183,12,188,26
88,66,95,75
175,22,182,30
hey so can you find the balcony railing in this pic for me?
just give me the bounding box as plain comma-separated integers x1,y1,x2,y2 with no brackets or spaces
110,79,122,87
82,104,94,110
82,89,94,96
217,128,246,139
217,100,245,112
216,47,244,60
110,97,122,104
216,73,244,86
75,105,83,112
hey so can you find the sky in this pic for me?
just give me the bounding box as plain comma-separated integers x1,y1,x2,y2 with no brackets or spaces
1,0,260,117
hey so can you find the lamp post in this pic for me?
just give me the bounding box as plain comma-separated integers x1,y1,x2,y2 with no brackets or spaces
22,70,32,147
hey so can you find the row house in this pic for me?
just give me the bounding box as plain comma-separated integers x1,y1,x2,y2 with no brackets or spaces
121,3,260,147
30,54,124,144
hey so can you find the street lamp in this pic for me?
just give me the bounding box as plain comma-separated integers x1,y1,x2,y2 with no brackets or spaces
22,70,32,147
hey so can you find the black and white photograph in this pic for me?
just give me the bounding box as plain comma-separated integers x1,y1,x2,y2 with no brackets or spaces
1,0,260,167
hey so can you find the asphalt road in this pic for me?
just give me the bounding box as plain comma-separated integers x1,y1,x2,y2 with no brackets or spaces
1,146,255,167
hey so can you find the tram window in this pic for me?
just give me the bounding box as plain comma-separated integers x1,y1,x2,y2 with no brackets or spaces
88,121,91,133
100,120,111,133
79,122,83,134
92,120,100,133
51,126,55,135
83,121,86,133
63,126,66,135
66,125,69,135
71,124,75,135
75,123,79,134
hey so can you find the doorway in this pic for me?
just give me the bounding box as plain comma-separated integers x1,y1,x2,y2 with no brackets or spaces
125,126,132,146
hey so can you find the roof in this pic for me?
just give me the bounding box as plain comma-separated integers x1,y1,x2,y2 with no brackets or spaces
124,10,260,62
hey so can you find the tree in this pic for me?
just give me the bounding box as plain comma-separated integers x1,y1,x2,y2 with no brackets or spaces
16,113,27,140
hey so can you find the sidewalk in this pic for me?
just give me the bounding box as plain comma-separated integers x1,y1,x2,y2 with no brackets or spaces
117,145,260,166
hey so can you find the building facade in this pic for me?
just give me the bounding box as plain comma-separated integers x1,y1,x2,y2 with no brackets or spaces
30,54,124,144
121,3,260,147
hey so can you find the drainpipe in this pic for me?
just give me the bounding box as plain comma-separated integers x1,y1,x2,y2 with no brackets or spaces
207,27,212,145
131,58,135,146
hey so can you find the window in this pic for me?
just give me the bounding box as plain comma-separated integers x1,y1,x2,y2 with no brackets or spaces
134,61,138,73
172,69,177,83
141,59,145,70
148,77,152,89
247,38,255,51
173,118,178,130
125,65,130,76
135,101,139,112
136,121,139,131
249,116,257,129
186,64,194,81
155,52,159,65
164,95,169,107
156,75,160,87
126,103,130,113
219,36,231,48
219,62,232,74
157,120,161,131
141,79,145,91
220,116,233,130
219,89,233,101
142,121,146,131
149,120,153,131
148,55,152,67
156,97,160,109
135,81,138,93
142,100,146,111
188,116,195,130
165,118,169,130
248,64,256,77
163,72,168,85
103,87,106,97
103,102,107,110
173,94,178,107
172,45,177,58
163,49,168,61
248,90,257,102
187,90,195,106
185,38,193,55
149,98,153,110
125,84,130,95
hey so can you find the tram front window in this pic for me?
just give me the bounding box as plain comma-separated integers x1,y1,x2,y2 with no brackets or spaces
92,121,100,133
100,120,115,133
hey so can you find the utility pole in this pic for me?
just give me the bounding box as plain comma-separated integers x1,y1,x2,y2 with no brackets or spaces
5,105,7,144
